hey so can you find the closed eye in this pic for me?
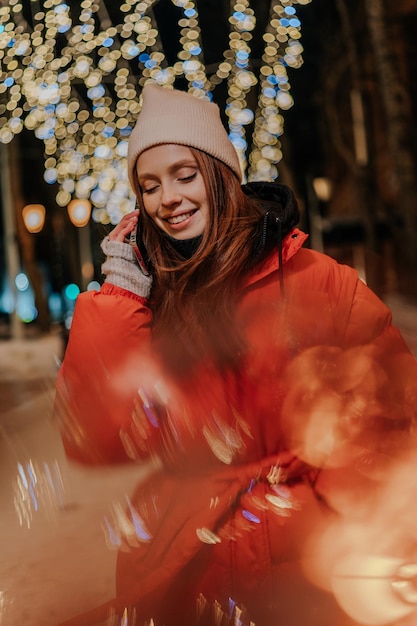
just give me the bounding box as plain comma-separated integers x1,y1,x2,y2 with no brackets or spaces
142,185,159,195
179,171,197,183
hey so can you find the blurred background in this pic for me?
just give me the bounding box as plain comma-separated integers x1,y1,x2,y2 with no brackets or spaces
0,1,417,624
0,0,417,342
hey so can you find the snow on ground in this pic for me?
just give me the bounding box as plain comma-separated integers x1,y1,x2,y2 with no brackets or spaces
0,332,63,382
0,331,152,626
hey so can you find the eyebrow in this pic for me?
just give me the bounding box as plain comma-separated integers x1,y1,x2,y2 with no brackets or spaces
138,159,198,182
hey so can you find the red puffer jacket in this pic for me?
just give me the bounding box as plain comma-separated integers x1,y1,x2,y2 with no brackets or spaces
56,229,417,626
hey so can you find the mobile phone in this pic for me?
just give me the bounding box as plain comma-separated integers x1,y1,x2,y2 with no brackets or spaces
129,214,151,276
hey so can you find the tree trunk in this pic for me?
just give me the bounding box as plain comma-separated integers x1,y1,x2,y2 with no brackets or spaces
364,0,417,294
335,0,383,292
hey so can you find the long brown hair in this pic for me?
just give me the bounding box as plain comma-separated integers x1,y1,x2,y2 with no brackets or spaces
133,148,264,374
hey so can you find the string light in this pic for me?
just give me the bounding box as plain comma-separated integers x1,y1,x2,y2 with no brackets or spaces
222,1,257,177
249,2,308,180
172,0,209,96
0,0,311,224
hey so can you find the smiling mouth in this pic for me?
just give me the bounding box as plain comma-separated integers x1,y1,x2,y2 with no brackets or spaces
166,209,197,225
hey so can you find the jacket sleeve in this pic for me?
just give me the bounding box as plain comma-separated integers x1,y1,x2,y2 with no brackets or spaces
309,261,417,507
282,251,417,494
311,254,417,422
341,269,417,437
54,283,159,465
315,282,417,624
281,256,417,615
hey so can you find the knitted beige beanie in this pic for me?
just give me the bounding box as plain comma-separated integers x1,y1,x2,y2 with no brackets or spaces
127,84,242,189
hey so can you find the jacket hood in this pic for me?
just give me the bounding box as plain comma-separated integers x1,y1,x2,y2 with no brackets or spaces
242,182,300,248
242,182,305,290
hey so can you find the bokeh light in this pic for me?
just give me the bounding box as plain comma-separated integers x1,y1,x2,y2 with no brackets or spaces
0,0,311,222
22,204,46,233
64,283,80,301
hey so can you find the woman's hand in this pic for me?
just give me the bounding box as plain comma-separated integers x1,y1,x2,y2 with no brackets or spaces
108,209,139,242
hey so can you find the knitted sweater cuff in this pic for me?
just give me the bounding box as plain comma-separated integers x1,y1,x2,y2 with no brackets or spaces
100,236,152,299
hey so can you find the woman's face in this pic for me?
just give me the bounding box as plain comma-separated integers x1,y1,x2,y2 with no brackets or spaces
136,144,210,240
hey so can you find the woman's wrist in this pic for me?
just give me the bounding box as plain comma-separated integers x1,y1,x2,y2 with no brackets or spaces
101,236,152,298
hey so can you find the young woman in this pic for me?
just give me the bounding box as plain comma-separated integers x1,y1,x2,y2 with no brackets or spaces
56,84,417,626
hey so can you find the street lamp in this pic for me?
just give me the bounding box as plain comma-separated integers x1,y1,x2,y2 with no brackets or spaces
312,177,333,203
22,204,46,233
67,198,93,290
67,198,91,227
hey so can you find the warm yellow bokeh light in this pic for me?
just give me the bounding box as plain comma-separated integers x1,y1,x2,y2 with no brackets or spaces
0,0,311,218
22,204,46,233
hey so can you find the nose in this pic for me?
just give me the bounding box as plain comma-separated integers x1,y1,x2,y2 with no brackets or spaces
161,182,181,208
